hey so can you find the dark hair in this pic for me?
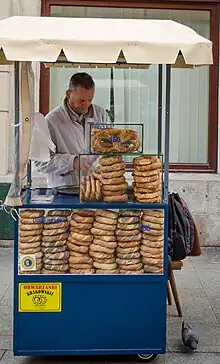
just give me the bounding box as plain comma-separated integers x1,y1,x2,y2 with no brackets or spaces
69,72,95,90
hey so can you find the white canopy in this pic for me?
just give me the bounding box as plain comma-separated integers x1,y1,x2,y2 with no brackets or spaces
0,16,213,66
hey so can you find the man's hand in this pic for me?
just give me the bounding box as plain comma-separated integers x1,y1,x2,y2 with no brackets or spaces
73,156,92,172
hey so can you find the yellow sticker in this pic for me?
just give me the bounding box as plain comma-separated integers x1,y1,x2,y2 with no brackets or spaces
19,283,62,312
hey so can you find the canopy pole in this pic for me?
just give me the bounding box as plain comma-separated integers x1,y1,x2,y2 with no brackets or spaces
27,160,32,188
157,64,163,156
14,61,20,191
164,64,171,204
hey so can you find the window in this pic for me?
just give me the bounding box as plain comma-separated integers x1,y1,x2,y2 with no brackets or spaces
40,1,219,172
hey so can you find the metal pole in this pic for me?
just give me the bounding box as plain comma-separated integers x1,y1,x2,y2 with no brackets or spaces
27,160,32,188
157,64,163,155
14,61,20,191
164,64,171,203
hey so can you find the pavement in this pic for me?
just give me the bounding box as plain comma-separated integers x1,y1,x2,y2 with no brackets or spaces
0,247,220,363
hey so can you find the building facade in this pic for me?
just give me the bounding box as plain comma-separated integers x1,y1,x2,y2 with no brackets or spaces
0,0,220,244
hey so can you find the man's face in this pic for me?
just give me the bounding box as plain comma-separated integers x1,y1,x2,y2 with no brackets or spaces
66,86,95,114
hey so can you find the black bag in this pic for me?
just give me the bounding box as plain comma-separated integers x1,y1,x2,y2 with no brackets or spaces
168,192,193,261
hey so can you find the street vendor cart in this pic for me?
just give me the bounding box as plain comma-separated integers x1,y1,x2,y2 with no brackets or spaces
0,16,213,362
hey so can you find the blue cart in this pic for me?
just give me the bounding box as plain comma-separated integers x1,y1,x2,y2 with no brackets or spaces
14,192,168,362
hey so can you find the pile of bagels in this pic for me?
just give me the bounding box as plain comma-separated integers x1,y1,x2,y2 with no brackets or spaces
18,207,164,275
99,155,128,203
91,209,118,273
41,210,70,274
116,210,143,274
19,209,45,274
68,209,95,274
140,209,164,273
132,155,162,203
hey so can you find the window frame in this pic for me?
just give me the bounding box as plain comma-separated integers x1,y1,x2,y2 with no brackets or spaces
40,0,219,173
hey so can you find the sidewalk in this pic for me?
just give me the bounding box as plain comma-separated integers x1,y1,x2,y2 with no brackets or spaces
0,247,220,363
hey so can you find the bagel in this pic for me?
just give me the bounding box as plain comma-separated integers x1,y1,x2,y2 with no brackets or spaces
68,236,91,247
43,222,69,230
20,218,44,225
90,244,115,254
43,217,67,224
69,263,93,269
143,209,164,218
95,209,118,219
120,263,143,271
101,171,125,179
42,232,69,242
116,246,140,254
119,210,141,217
118,241,140,248
19,229,42,237
93,258,116,264
100,162,125,173
43,258,68,265
93,239,117,249
42,246,67,254
134,184,161,193
47,210,71,217
19,235,42,243
101,176,125,184
44,263,69,271
69,256,93,265
95,215,117,226
44,251,69,260
117,252,141,259
91,228,115,236
70,232,93,242
142,257,163,267
74,209,95,217
143,265,163,274
119,269,144,274
133,171,159,181
118,216,139,224
141,240,163,248
117,223,140,230
92,235,116,242
103,194,128,203
140,245,163,254
67,242,89,253
142,215,164,224
89,251,114,259
70,227,91,235
102,182,128,192
72,214,94,224
99,155,123,166
19,247,42,254
143,230,164,237
69,268,95,274
41,240,67,247
42,228,68,236
116,258,141,265
19,242,41,250
135,191,161,199
141,251,162,260
142,221,163,231
96,269,119,274
69,251,89,257
20,209,44,218
102,190,125,197
137,197,161,203
42,268,66,274
134,159,161,170
93,262,117,270
93,222,116,231
133,156,158,166
116,233,142,242
116,228,140,236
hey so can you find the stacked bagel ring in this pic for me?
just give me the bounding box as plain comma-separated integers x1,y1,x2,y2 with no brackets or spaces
41,210,71,274
19,209,45,274
68,209,95,274
140,209,164,273
132,155,162,203
90,209,118,274
116,210,143,274
99,155,128,203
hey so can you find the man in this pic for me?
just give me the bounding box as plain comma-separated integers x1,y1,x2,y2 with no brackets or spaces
36,72,110,188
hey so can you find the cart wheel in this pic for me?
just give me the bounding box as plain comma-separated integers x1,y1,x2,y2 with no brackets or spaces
137,354,157,362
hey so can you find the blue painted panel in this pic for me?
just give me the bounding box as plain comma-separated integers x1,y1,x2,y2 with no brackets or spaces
14,281,166,356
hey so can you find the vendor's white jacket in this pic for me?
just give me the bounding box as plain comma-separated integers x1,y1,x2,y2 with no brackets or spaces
35,98,110,188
